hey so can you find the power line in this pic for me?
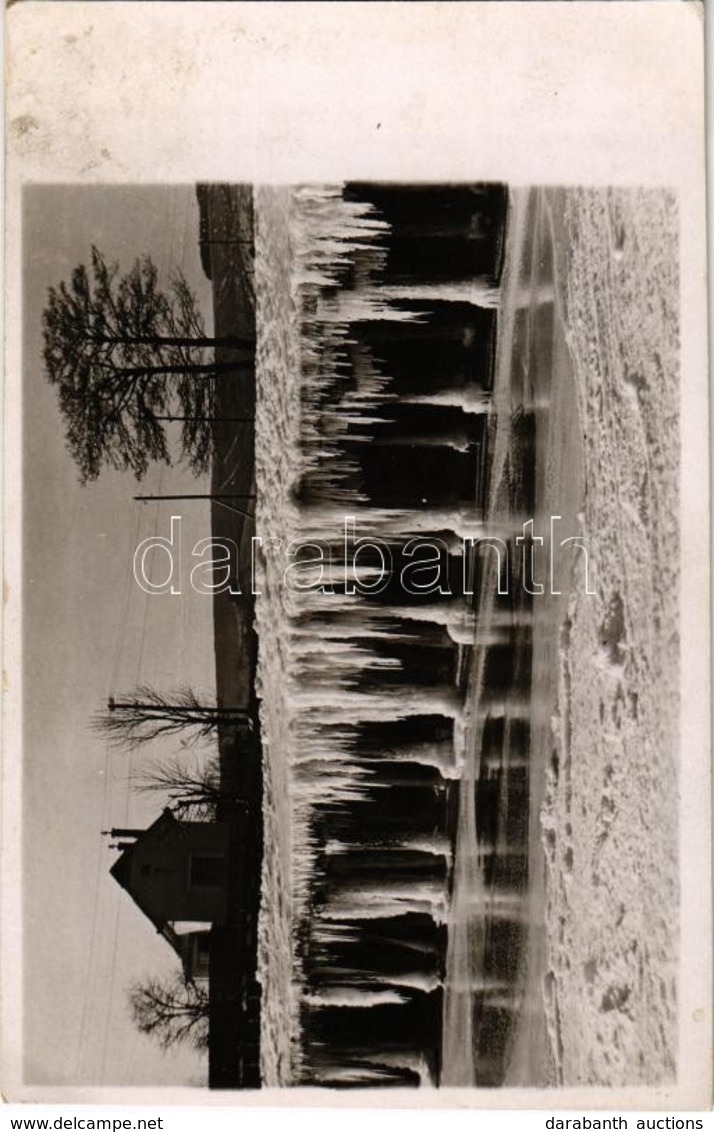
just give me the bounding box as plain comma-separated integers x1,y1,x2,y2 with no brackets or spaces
99,714,137,1081
72,739,115,1082
134,468,165,686
110,505,144,692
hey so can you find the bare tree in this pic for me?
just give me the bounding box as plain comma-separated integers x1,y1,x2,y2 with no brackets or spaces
94,685,252,751
129,973,209,1052
131,752,227,821
42,247,253,481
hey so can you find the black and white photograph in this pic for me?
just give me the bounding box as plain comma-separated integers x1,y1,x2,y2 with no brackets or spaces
17,177,684,1090
3,0,710,1113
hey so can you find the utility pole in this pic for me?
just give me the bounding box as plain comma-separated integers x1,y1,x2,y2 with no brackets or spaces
134,494,255,502
134,493,256,518
106,697,253,723
200,238,253,245
155,415,252,424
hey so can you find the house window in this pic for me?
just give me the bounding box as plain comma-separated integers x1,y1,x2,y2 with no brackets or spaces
188,854,225,888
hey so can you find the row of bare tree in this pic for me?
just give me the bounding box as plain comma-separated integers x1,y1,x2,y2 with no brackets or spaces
97,686,253,1050
98,688,238,1051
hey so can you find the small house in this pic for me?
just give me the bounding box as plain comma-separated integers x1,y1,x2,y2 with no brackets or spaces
109,809,229,932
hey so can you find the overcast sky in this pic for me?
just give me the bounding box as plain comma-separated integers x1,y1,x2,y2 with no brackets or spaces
23,185,223,1086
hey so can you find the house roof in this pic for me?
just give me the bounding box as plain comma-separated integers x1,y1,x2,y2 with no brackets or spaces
109,808,180,933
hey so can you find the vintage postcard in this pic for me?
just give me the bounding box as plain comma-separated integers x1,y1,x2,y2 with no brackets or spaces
3,1,711,1110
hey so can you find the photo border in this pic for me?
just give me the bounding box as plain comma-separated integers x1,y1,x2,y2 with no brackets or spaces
3,0,710,1108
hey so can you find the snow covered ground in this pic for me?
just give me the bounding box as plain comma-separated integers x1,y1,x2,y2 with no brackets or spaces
537,188,680,1086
